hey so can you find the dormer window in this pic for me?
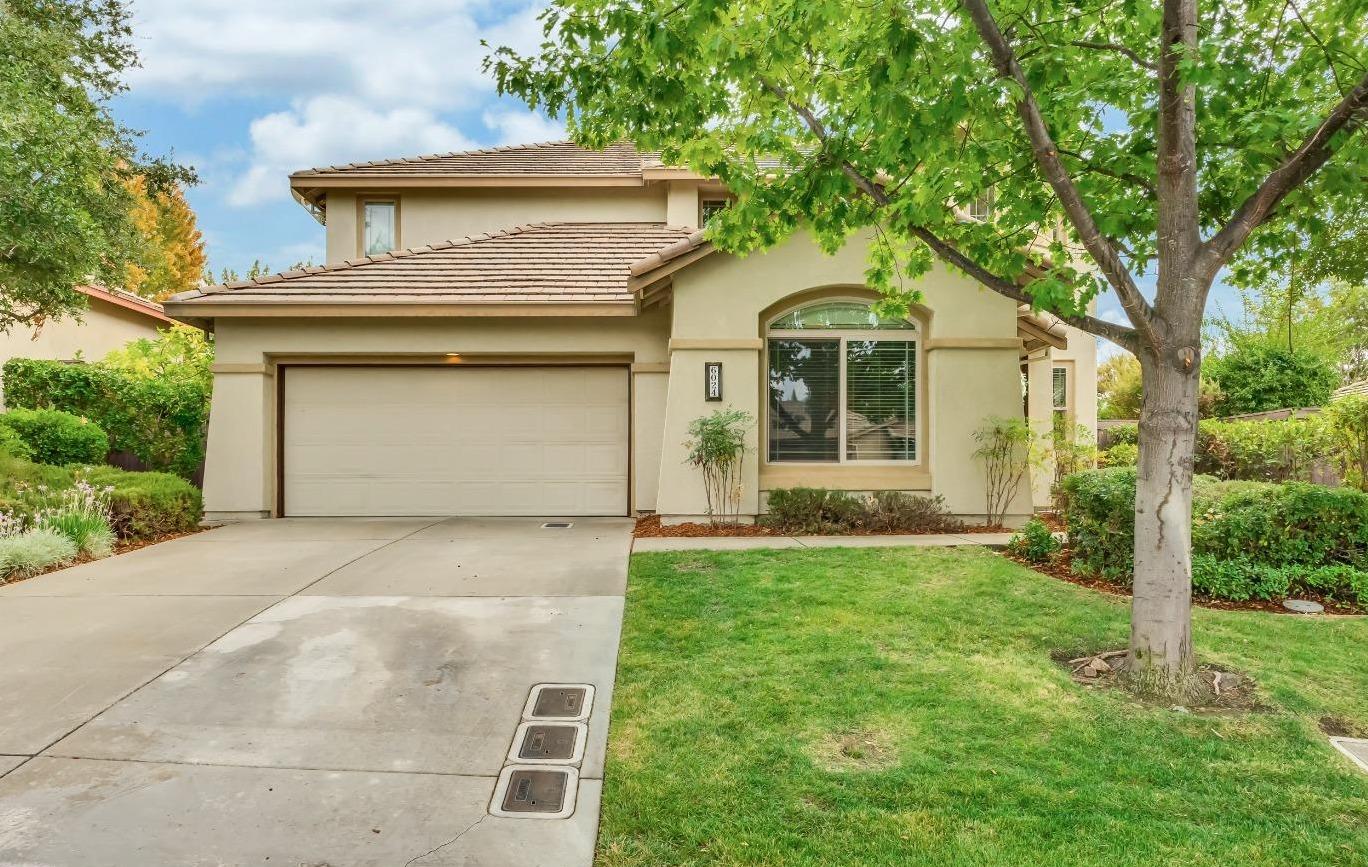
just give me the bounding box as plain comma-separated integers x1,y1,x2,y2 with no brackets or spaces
362,200,397,255
700,198,729,225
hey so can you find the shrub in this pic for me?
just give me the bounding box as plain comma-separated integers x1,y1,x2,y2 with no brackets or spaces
1,357,209,478
684,408,753,525
1098,442,1138,468
1195,416,1337,482
764,487,866,534
0,408,109,465
1103,424,1139,447
80,466,202,540
0,425,34,460
1204,342,1339,415
1191,556,1368,605
1325,394,1368,491
971,416,1040,526
0,528,78,582
1008,517,1061,563
864,491,965,533
1063,468,1368,585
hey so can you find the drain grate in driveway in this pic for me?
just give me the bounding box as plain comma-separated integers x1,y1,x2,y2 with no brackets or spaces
523,684,594,722
541,522,574,529
509,721,586,765
490,766,578,819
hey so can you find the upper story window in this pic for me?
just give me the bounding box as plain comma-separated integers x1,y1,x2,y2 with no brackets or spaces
362,200,397,255
969,190,995,222
766,300,920,464
700,199,729,225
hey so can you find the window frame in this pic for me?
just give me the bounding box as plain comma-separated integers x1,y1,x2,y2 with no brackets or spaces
1052,364,1071,415
699,197,731,226
357,197,401,257
764,300,923,468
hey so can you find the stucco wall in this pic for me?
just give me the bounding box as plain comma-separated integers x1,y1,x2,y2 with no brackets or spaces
0,299,165,406
324,187,669,264
1026,322,1100,508
655,230,1034,523
201,311,670,520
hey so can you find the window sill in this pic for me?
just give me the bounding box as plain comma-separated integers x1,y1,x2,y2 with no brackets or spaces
759,464,932,491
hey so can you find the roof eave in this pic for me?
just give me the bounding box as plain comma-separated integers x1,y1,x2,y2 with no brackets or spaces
163,300,641,322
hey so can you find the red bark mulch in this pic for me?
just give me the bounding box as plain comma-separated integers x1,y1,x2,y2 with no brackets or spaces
1003,549,1366,616
632,514,1008,538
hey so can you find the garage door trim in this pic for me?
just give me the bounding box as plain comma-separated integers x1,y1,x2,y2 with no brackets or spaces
275,363,632,517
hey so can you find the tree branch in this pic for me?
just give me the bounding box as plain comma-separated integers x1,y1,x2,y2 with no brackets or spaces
1056,147,1157,196
761,77,1139,352
1154,0,1202,317
1069,40,1157,72
1201,67,1368,274
959,0,1159,352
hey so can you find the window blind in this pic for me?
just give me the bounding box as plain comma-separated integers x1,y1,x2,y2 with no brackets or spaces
845,340,916,461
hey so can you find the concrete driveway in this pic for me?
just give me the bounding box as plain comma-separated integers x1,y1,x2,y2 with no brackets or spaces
0,517,632,866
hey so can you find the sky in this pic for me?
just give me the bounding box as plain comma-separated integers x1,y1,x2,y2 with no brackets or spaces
111,0,1237,358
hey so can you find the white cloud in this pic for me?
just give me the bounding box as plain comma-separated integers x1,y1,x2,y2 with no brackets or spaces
483,108,565,145
229,96,475,205
126,0,547,111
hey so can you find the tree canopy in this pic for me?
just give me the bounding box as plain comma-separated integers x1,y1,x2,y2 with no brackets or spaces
489,0,1367,343
123,177,207,301
0,0,195,331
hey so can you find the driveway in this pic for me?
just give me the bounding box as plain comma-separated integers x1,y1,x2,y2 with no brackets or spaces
0,517,632,866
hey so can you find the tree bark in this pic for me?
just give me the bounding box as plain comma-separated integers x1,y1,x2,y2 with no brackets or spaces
1129,347,1201,693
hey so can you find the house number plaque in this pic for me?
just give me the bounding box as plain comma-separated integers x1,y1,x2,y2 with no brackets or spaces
704,362,723,401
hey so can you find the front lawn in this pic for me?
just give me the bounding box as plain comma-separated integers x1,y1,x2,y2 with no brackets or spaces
599,547,1368,866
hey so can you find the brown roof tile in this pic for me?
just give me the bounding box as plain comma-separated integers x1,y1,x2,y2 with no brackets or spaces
291,141,652,179
168,222,695,306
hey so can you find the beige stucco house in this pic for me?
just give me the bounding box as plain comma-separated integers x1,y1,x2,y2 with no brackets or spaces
0,284,173,405
165,142,1096,524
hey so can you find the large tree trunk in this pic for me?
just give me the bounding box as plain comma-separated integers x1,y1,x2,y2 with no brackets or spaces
1128,354,1201,694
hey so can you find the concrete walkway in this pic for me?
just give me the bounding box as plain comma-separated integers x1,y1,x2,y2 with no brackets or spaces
632,531,1016,552
0,517,632,866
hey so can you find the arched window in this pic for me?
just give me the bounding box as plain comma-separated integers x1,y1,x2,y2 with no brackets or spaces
766,300,920,464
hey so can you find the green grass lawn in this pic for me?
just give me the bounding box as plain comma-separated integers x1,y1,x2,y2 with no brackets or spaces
597,546,1368,867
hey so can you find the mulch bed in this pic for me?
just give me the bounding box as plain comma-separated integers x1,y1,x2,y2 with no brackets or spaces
632,514,1007,538
1005,548,1366,616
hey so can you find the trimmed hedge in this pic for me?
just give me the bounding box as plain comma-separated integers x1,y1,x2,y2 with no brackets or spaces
1061,467,1368,603
0,454,202,542
1094,415,1341,483
763,488,965,534
1,358,209,479
0,408,109,465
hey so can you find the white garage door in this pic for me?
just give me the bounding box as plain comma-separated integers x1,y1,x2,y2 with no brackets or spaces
282,366,629,516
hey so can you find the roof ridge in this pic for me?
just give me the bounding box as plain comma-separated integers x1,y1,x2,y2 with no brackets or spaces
291,140,600,177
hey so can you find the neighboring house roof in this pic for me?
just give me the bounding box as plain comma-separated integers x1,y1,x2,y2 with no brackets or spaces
1333,379,1368,399
78,284,173,325
291,141,651,181
165,222,695,318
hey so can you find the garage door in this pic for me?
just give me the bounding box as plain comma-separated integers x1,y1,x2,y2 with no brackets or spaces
282,366,629,516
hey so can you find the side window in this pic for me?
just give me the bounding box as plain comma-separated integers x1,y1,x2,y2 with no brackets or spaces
1052,366,1070,415
362,200,397,256
969,191,995,222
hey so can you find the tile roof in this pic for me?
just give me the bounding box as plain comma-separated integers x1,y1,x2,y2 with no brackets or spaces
168,222,696,306
290,141,651,179
1333,379,1368,399
78,284,173,324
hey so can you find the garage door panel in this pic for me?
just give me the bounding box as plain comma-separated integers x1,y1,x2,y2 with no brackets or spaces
283,367,629,517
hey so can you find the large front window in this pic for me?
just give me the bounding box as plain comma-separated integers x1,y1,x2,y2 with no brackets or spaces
767,301,919,463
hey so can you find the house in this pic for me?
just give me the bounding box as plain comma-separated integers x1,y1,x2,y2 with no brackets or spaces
165,142,1096,524
0,284,174,405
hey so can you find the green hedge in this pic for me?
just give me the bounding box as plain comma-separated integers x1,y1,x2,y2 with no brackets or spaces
1,358,209,479
0,425,34,460
0,453,202,542
763,488,965,534
0,408,109,465
1061,467,1368,602
1096,415,1342,483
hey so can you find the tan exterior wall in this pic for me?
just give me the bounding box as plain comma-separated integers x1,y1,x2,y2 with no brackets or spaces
0,299,166,406
1026,322,1100,508
201,311,670,520
655,230,1034,523
324,187,668,264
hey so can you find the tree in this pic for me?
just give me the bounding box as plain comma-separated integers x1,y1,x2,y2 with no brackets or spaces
124,177,207,301
0,0,195,331
490,0,1368,696
207,259,314,286
1098,355,1143,420
1204,342,1340,414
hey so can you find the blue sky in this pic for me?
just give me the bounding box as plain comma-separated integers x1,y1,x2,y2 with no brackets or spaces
112,0,1238,357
